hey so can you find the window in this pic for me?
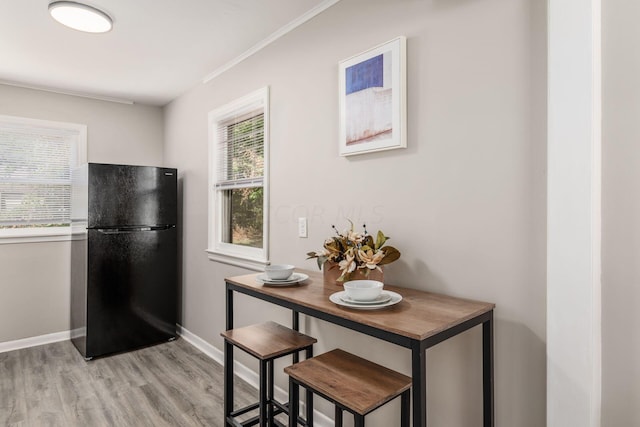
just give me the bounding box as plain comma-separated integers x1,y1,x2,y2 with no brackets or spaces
0,115,87,243
207,87,269,269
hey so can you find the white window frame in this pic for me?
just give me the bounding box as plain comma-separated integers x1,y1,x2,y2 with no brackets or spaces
0,114,87,244
206,87,270,270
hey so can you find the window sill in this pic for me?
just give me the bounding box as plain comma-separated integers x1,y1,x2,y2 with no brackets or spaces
0,228,72,245
205,249,269,271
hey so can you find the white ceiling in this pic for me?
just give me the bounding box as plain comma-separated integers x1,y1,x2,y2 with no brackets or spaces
0,0,335,106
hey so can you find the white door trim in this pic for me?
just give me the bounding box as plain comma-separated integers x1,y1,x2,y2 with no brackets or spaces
547,0,602,426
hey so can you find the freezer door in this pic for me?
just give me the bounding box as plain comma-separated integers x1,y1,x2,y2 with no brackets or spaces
88,163,177,228
85,227,177,358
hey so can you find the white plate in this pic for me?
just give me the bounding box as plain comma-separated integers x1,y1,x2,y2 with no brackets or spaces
256,272,309,286
330,290,402,310
339,292,392,305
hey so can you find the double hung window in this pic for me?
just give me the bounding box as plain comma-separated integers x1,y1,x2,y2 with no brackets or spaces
208,88,269,268
0,115,86,243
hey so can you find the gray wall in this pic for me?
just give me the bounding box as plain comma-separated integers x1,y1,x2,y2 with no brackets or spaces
0,84,164,343
164,0,547,425
602,0,640,425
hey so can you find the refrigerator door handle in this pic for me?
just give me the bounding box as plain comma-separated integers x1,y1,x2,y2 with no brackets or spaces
96,225,175,234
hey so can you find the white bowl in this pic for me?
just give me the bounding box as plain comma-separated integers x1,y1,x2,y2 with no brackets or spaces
264,264,295,280
343,280,384,301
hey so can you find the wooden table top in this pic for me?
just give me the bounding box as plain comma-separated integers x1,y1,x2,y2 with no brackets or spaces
225,270,495,341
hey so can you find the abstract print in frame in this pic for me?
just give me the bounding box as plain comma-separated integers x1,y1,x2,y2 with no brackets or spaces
338,36,407,156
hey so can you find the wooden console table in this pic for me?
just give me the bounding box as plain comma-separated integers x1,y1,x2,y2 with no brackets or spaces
224,270,495,427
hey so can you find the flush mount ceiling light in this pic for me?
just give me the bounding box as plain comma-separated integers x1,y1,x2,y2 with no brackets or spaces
48,1,113,33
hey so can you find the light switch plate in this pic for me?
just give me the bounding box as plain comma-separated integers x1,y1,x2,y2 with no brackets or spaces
298,217,308,238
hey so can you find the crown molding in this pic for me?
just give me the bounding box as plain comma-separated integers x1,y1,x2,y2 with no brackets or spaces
202,0,341,84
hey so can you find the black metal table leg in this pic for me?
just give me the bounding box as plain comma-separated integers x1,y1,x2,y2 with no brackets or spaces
411,340,427,427
292,311,300,364
292,310,299,331
224,285,234,426
223,340,234,426
289,378,299,427
482,311,494,427
226,285,234,330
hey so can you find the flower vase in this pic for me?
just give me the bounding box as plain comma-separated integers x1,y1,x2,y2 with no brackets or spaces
322,261,384,286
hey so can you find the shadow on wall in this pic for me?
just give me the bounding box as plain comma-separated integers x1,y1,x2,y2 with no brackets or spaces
379,258,447,294
384,258,547,426
426,318,545,426
433,0,483,12
501,319,546,425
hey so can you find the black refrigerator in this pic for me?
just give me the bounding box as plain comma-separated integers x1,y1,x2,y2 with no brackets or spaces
70,163,178,359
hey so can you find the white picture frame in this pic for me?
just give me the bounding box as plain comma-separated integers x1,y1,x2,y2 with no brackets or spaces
338,36,407,156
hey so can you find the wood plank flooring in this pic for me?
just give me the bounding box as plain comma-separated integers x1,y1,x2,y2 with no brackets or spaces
0,338,257,426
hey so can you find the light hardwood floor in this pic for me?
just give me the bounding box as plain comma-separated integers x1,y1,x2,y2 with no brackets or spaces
0,338,257,426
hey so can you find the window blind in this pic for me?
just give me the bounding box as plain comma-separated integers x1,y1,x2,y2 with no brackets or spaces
0,121,79,228
215,112,264,190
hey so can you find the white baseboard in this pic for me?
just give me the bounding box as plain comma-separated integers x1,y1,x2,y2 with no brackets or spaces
178,324,262,389
0,330,70,354
178,325,333,427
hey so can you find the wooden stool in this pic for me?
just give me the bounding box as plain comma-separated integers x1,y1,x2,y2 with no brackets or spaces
284,349,411,427
221,321,317,426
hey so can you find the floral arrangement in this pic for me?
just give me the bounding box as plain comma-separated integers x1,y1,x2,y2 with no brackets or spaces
306,221,401,282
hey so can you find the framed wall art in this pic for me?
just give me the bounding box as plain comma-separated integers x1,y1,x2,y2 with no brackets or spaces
338,36,407,156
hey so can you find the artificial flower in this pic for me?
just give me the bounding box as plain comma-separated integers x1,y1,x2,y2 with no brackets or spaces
338,253,357,274
306,220,401,282
357,249,385,270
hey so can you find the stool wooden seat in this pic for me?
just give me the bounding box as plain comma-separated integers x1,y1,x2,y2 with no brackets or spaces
222,321,317,427
284,349,411,427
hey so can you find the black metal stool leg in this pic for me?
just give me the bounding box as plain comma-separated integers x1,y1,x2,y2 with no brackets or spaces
400,389,410,427
260,360,267,426
268,360,275,426
354,413,365,427
288,377,299,427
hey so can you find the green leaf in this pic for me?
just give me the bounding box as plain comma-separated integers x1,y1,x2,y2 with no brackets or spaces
378,246,400,265
363,235,374,248
316,256,327,270
306,252,318,259
375,230,387,250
